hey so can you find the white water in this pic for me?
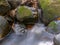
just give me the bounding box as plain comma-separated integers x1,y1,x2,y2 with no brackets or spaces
0,23,54,45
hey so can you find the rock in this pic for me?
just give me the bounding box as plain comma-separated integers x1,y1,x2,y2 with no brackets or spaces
39,0,60,25
47,20,60,34
16,6,32,19
8,0,20,10
53,34,60,45
0,16,10,40
5,15,14,25
16,6,38,24
0,0,11,15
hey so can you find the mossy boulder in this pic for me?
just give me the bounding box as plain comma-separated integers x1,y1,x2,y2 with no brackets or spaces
16,6,37,24
47,20,60,34
0,0,11,15
39,0,60,24
17,6,32,19
0,16,10,39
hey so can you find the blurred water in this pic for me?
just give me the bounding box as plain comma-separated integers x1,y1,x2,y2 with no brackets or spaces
0,23,54,45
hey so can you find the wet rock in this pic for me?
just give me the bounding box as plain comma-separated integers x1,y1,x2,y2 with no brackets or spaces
5,15,14,25
16,6,32,19
0,16,10,40
54,34,60,45
0,0,11,15
39,0,60,25
8,0,21,10
47,20,60,34
4,8,18,26
16,6,38,24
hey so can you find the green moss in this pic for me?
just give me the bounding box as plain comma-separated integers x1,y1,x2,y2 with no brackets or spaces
39,0,60,22
17,6,32,19
39,0,51,10
48,21,56,27
48,21,57,32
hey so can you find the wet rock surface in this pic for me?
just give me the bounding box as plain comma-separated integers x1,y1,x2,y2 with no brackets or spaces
0,16,10,39
54,34,60,45
7,0,20,10
0,0,11,15
47,20,60,34
16,6,38,24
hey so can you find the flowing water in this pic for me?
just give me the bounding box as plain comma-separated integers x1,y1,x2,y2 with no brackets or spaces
0,23,54,45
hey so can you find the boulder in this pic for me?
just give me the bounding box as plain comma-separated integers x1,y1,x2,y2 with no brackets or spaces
16,6,38,24
0,16,10,39
0,0,11,15
54,34,60,45
8,0,20,10
39,0,60,25
47,20,60,34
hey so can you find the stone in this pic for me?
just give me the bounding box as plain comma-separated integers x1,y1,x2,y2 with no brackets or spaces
39,0,60,25
0,16,10,40
0,0,11,15
54,34,60,45
8,0,20,10
47,20,60,34
16,6,38,24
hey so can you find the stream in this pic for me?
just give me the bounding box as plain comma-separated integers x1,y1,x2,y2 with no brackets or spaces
0,23,54,45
